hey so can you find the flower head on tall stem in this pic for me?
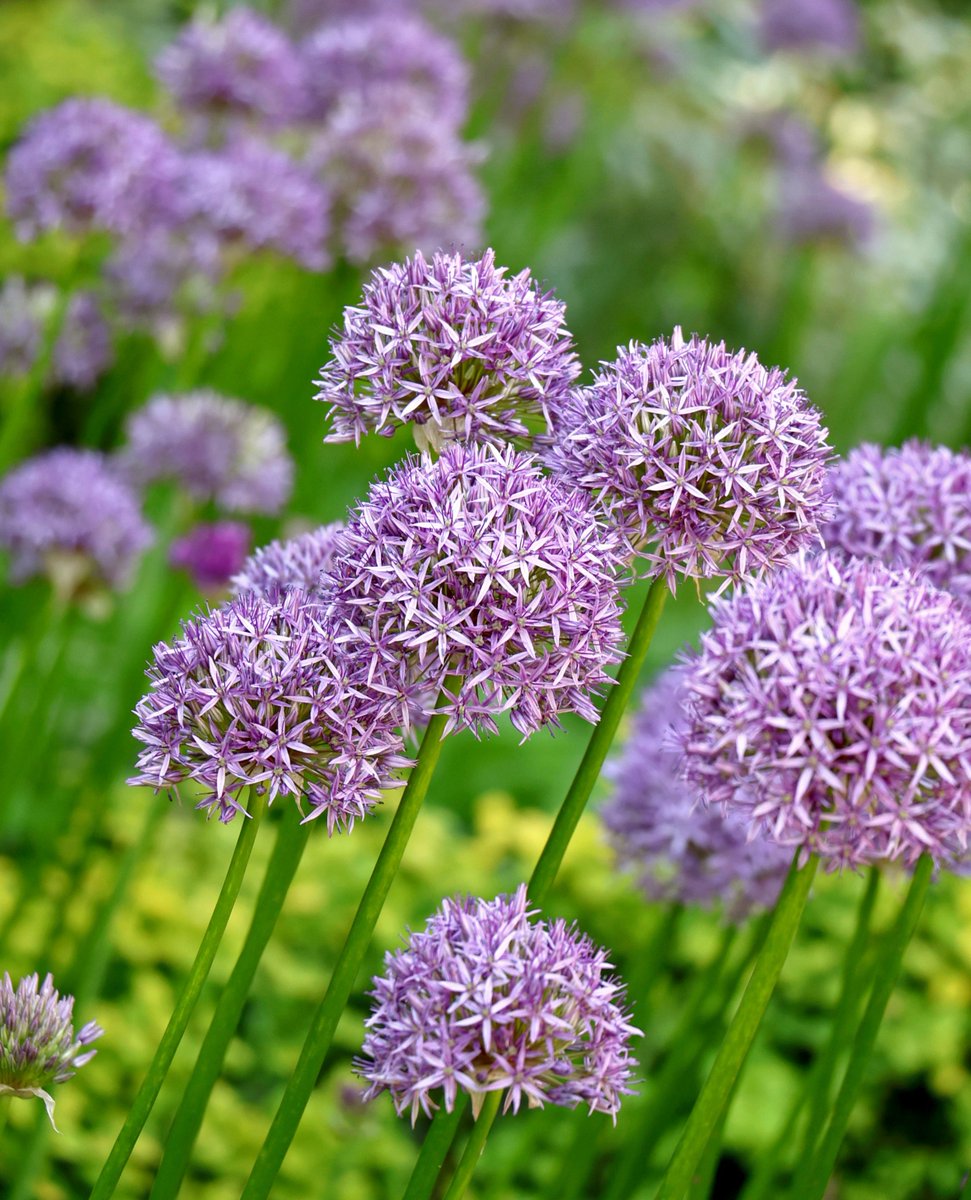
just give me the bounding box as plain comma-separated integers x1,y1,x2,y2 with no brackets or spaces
170,520,252,592
232,523,344,600
357,885,639,1123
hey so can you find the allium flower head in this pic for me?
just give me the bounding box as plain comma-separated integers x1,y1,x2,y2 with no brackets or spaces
232,523,344,600
759,0,860,56
604,667,790,920
0,448,152,595
318,249,577,450
51,292,114,392
328,443,626,737
120,390,293,515
822,441,971,605
170,520,252,591
0,972,102,1129
131,588,411,831
0,276,44,378
358,885,639,1122
778,165,873,247
680,553,971,870
546,328,832,589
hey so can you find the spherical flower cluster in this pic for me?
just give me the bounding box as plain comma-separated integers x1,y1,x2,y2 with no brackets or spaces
131,589,411,831
357,886,639,1122
51,292,114,392
327,444,626,737
778,164,873,248
822,441,971,605
0,448,152,594
603,667,790,920
0,276,43,378
680,553,971,870
318,249,577,450
120,390,293,515
546,328,832,589
0,972,102,1129
759,0,860,56
232,523,344,600
170,521,252,591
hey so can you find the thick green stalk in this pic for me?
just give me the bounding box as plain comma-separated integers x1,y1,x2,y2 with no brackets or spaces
791,856,933,1200
240,691,455,1200
655,853,818,1200
90,800,264,1200
0,1095,10,1141
150,816,310,1200
441,1092,503,1200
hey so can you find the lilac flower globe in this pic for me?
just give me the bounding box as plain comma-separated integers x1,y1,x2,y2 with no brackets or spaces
604,667,790,920
0,448,152,596
318,249,577,450
170,520,252,592
546,328,832,589
680,553,971,870
822,442,971,605
778,165,873,247
131,589,411,832
358,886,639,1122
0,972,102,1129
51,292,114,392
120,390,293,515
232,523,344,600
328,444,626,737
0,277,43,378
759,0,860,56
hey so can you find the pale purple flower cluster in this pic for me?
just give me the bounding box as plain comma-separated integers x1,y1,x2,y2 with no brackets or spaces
232,523,344,600
0,277,43,378
603,667,790,920
680,553,971,870
822,442,971,605
170,521,252,592
120,391,293,515
778,166,873,247
358,885,639,1122
51,292,114,391
759,0,860,56
328,444,626,737
546,328,832,589
0,448,151,592
319,249,578,449
0,972,102,1128
131,588,411,831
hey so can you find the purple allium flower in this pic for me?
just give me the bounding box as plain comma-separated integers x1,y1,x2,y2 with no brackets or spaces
5,99,182,240
156,6,306,128
0,277,44,378
822,442,971,604
308,84,485,268
328,443,626,738
778,165,873,247
0,971,102,1129
0,448,152,594
546,328,832,589
759,0,860,56
170,520,252,591
104,225,225,333
120,390,293,515
680,553,971,870
301,14,469,128
318,248,577,450
232,523,344,600
604,667,790,920
357,885,639,1122
51,292,114,392
131,588,411,831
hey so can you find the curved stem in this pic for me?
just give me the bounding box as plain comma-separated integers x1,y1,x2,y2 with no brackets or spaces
791,856,932,1200
403,1101,468,1200
90,799,264,1200
441,1091,503,1200
655,852,818,1200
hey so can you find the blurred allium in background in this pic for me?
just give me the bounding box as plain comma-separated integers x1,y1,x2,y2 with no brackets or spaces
759,0,860,56
357,885,639,1121
0,276,44,379
603,667,790,920
170,521,252,592
51,292,114,392
232,523,344,600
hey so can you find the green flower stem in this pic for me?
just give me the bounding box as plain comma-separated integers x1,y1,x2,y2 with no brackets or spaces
90,798,265,1200
655,852,819,1200
791,855,933,1200
150,816,310,1200
240,684,457,1200
441,1091,503,1200
0,1094,10,1141
402,1101,468,1200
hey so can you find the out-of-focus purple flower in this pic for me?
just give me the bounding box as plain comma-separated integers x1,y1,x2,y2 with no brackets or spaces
104,226,224,333
604,667,790,920
546,328,832,590
0,972,102,1129
680,553,971,870
778,166,873,247
318,248,577,450
427,0,577,21
308,84,485,267
822,441,971,604
759,0,860,56
0,448,152,595
0,277,44,378
358,885,639,1122
156,6,306,128
328,444,626,738
131,589,411,831
301,14,469,128
170,520,252,591
285,0,407,36
51,292,114,392
5,99,182,240
119,390,293,515
232,523,344,600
